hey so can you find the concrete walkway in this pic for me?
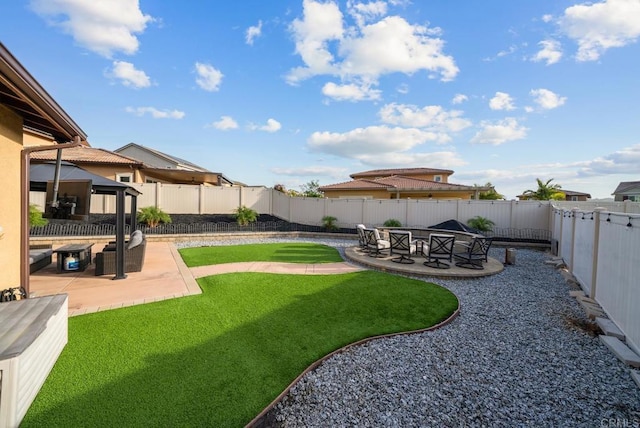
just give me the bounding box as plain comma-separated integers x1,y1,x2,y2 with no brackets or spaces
190,261,362,278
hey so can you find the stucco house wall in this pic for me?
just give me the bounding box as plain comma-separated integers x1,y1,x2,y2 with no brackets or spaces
0,105,24,288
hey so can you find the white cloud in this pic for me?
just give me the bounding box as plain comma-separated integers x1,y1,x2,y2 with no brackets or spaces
195,62,223,92
471,118,528,145
125,106,185,119
338,16,458,81
322,81,381,101
287,0,344,83
378,103,472,137
210,115,239,130
347,0,388,27
576,143,640,175
308,125,439,158
489,92,516,111
30,0,153,57
271,165,348,178
287,0,458,98
530,88,567,110
246,20,263,45
396,83,409,94
356,151,468,168
250,118,282,133
531,39,563,65
108,60,151,88
558,0,640,61
452,94,468,104
542,14,554,23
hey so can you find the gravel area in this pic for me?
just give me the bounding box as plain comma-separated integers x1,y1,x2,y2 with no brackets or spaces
177,238,640,427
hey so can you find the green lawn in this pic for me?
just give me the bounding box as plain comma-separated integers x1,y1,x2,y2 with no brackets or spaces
179,242,344,266
22,244,458,427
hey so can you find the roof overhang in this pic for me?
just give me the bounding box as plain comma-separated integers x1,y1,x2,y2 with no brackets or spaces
143,168,233,185
0,42,87,143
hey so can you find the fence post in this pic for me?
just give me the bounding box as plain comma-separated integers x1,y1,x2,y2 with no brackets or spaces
590,208,604,299
569,207,579,270
510,200,517,229
199,184,205,214
155,182,162,210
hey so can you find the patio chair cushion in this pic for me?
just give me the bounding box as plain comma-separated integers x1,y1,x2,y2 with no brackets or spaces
127,230,144,250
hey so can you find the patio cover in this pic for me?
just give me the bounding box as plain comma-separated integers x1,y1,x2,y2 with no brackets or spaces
30,161,141,280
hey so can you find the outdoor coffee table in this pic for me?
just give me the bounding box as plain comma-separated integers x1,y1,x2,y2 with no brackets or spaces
53,243,94,273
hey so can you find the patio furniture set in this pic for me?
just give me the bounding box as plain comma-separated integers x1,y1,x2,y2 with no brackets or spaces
356,225,493,270
30,230,147,276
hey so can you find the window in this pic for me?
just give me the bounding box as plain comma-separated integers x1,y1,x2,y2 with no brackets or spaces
145,178,158,183
570,196,578,201
116,173,133,183
434,175,442,182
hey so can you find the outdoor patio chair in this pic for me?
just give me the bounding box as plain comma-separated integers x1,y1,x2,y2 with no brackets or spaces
363,228,390,257
94,231,147,276
356,224,367,251
453,236,492,270
421,233,455,269
389,230,417,264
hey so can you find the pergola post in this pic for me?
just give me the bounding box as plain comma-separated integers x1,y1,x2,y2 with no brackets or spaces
114,189,127,280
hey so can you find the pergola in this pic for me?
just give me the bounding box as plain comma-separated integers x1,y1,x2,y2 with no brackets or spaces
30,162,140,280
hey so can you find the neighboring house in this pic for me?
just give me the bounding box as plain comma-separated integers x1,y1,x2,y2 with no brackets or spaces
319,167,489,200
561,190,591,202
114,142,234,186
612,181,640,202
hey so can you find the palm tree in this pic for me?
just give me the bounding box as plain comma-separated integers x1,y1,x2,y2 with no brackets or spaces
522,178,565,200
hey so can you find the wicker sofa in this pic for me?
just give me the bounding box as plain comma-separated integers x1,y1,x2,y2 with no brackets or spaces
94,233,146,276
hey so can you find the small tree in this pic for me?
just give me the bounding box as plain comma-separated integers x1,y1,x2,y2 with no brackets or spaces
301,180,323,198
476,182,504,200
234,205,258,226
322,215,338,231
137,206,172,228
383,219,402,227
29,204,48,227
467,216,495,232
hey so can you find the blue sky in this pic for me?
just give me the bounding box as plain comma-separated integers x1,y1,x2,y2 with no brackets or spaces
2,0,640,199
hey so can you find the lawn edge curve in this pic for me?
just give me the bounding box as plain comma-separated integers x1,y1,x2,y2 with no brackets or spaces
245,297,461,428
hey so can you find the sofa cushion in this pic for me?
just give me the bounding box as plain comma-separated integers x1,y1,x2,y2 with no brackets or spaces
127,230,144,250
29,249,52,264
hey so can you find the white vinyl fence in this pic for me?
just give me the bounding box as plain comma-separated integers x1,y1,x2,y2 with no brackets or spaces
552,206,640,355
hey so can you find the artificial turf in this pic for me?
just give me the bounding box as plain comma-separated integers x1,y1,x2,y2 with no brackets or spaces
178,242,344,266
22,245,458,427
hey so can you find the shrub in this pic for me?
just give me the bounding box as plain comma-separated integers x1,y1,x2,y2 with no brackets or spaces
29,204,48,227
467,216,495,232
137,206,172,228
383,219,402,227
234,206,258,226
322,215,338,231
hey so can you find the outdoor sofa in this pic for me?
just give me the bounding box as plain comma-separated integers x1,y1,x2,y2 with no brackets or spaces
94,230,146,276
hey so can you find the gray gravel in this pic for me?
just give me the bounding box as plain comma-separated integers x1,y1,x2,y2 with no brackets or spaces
177,238,640,427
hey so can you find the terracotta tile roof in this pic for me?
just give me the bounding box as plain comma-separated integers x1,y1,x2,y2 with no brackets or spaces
319,179,389,190
29,145,142,165
350,167,454,179
320,175,479,192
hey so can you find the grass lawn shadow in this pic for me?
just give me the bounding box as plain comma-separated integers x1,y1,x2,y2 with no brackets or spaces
23,258,458,427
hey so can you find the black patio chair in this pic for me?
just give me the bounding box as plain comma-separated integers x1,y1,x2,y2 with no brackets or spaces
422,233,455,269
389,230,417,264
453,236,492,269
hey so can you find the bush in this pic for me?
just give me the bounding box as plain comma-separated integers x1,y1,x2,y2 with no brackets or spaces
29,204,48,227
234,206,258,226
322,215,338,231
383,219,402,227
467,216,495,232
137,206,172,228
